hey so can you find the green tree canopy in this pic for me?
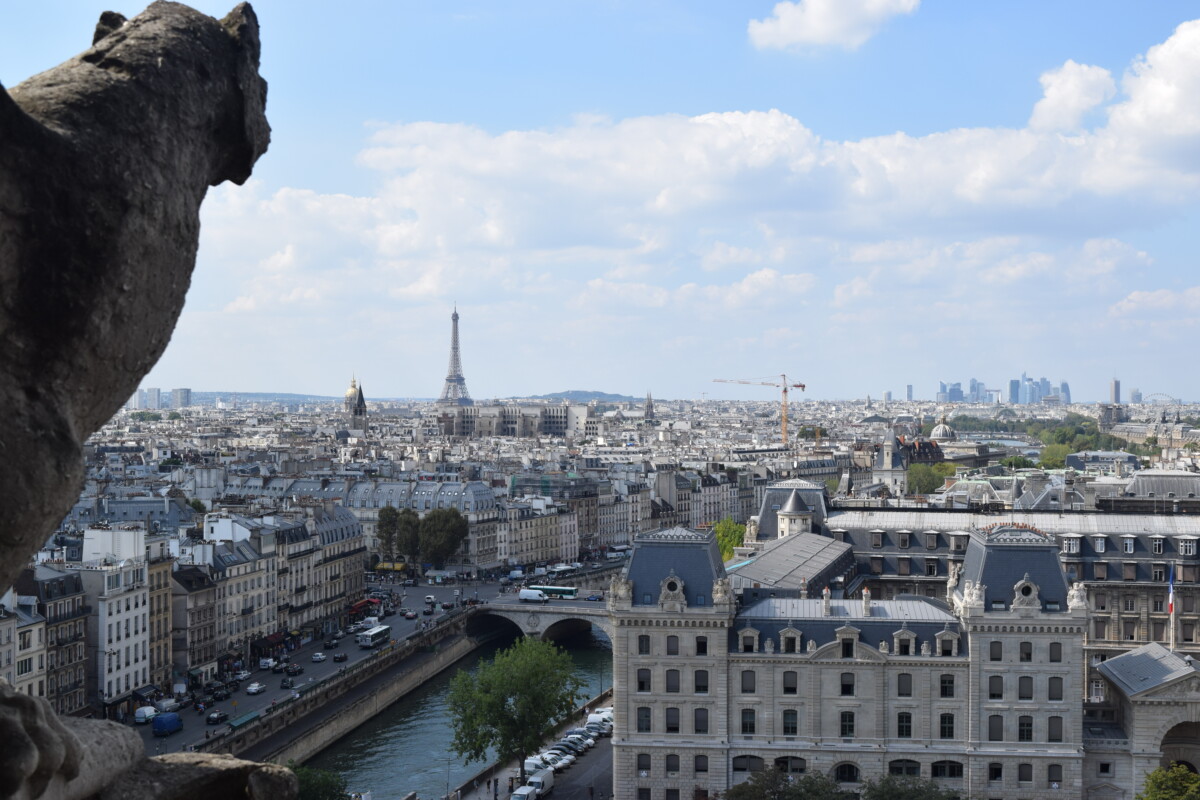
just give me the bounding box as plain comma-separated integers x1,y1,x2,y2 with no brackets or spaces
447,636,583,784
714,517,746,561
188,498,206,513
419,507,469,569
1039,443,1071,470
719,769,852,800
376,505,400,562
1137,763,1200,800
860,774,958,800
907,463,939,494
397,507,420,565
1001,455,1036,469
288,763,347,800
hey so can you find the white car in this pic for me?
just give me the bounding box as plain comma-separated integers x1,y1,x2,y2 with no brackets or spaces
232,669,252,681
311,652,327,662
245,682,266,695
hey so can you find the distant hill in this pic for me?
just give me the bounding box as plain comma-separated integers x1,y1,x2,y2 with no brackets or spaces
521,390,641,403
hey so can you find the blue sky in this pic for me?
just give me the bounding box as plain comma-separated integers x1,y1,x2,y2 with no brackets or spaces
5,1,1199,402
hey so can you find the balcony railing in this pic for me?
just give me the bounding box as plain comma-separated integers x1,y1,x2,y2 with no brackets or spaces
294,585,307,594
241,606,255,615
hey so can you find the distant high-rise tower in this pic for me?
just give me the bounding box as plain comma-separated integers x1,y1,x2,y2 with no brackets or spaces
1060,380,1071,405
1111,378,1121,405
344,376,367,426
437,308,473,407
645,391,655,420
171,387,191,409
906,384,913,402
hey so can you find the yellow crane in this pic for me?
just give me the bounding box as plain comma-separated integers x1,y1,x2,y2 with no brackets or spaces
713,375,807,445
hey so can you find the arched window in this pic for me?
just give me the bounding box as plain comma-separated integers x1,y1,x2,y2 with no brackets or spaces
989,675,1004,699
1048,764,1063,786
636,706,651,733
834,763,860,783
695,635,708,655
666,635,679,655
988,714,1003,741
637,668,651,692
665,707,680,734
1049,676,1064,701
665,754,680,774
665,669,680,693
694,755,708,774
1018,715,1033,742
1048,715,1063,742
1049,642,1063,662
694,669,709,694
1020,641,1033,662
1019,675,1033,700
693,707,709,734
889,760,920,776
990,641,1003,661
637,753,651,772
897,672,913,697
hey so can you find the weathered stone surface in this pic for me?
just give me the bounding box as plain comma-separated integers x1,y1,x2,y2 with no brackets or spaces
0,1,270,596
102,753,298,800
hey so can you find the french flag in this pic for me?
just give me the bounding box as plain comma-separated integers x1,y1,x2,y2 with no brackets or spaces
1170,564,1175,615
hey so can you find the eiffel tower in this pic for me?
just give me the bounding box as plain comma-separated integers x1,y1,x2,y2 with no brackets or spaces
436,307,473,406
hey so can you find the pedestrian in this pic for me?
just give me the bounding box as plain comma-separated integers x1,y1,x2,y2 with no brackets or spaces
205,731,210,740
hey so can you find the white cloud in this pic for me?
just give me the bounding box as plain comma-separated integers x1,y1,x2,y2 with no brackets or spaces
1110,287,1200,317
748,0,919,52
1029,60,1116,132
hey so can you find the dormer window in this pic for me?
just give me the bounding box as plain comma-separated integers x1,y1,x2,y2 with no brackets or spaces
893,630,916,656
1152,537,1165,555
1063,538,1079,554
1093,537,1106,554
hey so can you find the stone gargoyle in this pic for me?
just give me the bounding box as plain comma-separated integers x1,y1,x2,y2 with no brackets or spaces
0,3,288,798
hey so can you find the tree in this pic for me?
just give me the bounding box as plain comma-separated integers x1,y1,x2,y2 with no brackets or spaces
447,636,583,785
187,498,206,513
288,763,348,800
907,463,939,494
1001,455,1036,469
397,507,420,568
860,775,958,800
376,504,400,563
419,507,469,569
1137,763,1200,800
714,517,746,561
719,769,851,800
167,411,182,420
931,462,957,479
1039,443,1071,470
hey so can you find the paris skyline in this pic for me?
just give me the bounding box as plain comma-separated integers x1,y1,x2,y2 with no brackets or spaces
5,1,1199,402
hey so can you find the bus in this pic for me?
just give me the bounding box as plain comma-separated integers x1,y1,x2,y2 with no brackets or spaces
356,624,391,649
527,586,577,600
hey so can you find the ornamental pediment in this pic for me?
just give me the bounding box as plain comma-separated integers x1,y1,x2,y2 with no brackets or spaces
1140,672,1200,702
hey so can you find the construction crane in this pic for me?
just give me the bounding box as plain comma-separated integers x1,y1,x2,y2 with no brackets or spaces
713,374,806,445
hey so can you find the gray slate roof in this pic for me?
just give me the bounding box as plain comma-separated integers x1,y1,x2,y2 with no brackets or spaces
957,525,1069,613
626,527,725,608
754,479,828,540
726,532,853,592
1098,642,1200,698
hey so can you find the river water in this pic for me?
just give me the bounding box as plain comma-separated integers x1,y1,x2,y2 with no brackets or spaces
307,628,613,799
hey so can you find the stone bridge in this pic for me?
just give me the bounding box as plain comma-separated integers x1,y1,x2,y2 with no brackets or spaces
469,601,616,642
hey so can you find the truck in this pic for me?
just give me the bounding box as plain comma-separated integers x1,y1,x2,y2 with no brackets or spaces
152,711,183,737
518,588,549,604
526,768,554,797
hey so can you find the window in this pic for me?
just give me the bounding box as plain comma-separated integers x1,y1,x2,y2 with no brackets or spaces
990,641,1003,661
742,670,756,694
666,635,679,655
988,715,1004,741
926,533,938,549
941,674,955,698
783,635,797,653
842,639,855,658
932,761,963,779
1049,642,1062,663
637,668,651,692
694,755,708,774
1124,596,1136,612
834,763,860,783
899,533,910,548
1019,763,1033,783
1153,538,1165,555
872,532,883,548
782,709,798,736
666,790,679,800
665,669,680,693
899,557,911,576
989,675,1004,700
1124,538,1135,554
741,708,756,735
783,671,797,695
637,753,651,772
1099,763,1112,776
742,636,755,653
1048,716,1063,742
841,672,855,696
637,790,650,800
940,713,955,739
840,711,855,737
1096,562,1109,580
897,673,913,697
636,706,651,733
889,760,920,776
776,757,806,774
1019,676,1033,701
694,708,709,734
694,670,709,694
1048,764,1063,786
989,763,1003,782
1094,537,1106,553
695,636,707,655
897,712,912,738
1020,641,1032,662
1154,567,1166,583
638,635,650,655
732,756,765,773
1049,676,1063,701
926,559,939,577
665,707,680,734
1018,715,1033,742
1184,540,1197,557
665,754,680,774
1063,538,1079,554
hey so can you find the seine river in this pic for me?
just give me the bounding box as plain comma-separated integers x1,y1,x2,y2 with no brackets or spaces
307,628,613,799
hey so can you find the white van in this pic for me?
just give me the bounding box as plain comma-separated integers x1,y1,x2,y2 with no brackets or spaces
510,787,538,800
134,706,158,724
527,768,554,797
518,588,549,604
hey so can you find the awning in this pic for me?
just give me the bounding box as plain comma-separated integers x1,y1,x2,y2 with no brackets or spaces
266,632,285,644
188,668,203,678
132,685,159,701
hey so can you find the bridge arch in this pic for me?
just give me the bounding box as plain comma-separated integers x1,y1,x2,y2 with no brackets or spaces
472,603,616,642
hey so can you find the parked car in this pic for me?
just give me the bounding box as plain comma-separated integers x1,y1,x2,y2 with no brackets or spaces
285,663,304,676
245,682,265,695
206,710,229,725
311,652,327,662
231,670,251,681
422,606,435,615
585,594,603,602
332,629,345,639
280,677,296,690
271,662,287,674
333,652,348,663
441,601,454,610
324,639,337,649
210,687,231,701
403,609,418,620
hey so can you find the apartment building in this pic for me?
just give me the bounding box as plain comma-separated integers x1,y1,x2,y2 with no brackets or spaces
15,564,89,714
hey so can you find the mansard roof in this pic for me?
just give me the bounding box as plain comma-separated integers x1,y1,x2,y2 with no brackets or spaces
626,527,725,608
957,524,1069,613
1098,642,1200,698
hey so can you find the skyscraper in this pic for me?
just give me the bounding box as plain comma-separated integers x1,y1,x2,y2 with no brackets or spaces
1060,381,1071,405
1111,378,1121,405
145,387,161,409
171,388,191,409
1008,380,1020,404
906,384,913,402
436,308,473,407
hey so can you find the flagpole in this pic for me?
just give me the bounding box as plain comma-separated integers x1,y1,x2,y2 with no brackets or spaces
1169,561,1177,652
